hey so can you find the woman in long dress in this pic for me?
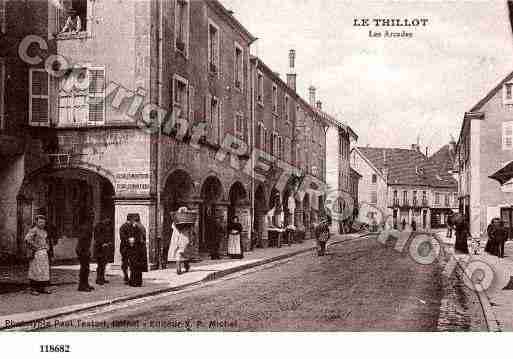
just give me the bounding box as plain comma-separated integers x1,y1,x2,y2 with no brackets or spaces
227,216,244,259
168,208,196,275
25,215,52,295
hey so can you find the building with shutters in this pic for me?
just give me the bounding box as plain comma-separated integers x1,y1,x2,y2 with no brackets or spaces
0,0,344,267
0,0,56,262
249,53,334,243
456,70,513,240
351,144,457,230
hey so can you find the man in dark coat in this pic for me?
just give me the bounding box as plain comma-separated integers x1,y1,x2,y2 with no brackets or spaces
455,220,470,254
76,214,94,292
485,218,498,256
127,214,148,287
495,220,509,258
119,214,136,284
93,217,113,285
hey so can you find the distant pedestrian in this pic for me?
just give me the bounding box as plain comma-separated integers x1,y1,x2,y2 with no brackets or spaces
411,219,417,232
93,217,113,285
446,215,454,238
315,219,329,256
402,218,406,231
119,214,136,284
227,216,244,259
127,214,148,287
76,213,94,292
485,218,498,256
25,215,52,296
495,220,508,258
454,219,470,254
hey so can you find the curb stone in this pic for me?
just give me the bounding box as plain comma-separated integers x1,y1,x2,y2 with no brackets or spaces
1,232,366,331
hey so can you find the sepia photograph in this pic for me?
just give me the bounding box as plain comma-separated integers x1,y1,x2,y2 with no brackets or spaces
2,0,513,348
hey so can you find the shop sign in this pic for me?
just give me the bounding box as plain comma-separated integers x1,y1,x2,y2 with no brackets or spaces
115,172,150,194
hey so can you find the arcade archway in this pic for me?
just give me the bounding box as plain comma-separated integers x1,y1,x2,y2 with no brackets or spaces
18,166,115,261
200,176,224,255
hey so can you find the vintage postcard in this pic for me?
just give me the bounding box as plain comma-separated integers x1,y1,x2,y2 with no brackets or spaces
1,1,513,348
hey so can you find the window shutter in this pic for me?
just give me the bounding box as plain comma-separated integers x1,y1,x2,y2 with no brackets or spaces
217,100,223,144
188,84,195,122
0,59,4,130
205,94,212,141
503,122,513,150
88,67,105,124
0,0,5,34
29,69,49,126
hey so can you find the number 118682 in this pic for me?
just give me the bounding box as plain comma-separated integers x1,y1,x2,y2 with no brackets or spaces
40,345,70,353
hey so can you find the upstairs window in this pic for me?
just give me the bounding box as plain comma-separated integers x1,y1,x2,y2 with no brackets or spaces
503,122,513,150
29,69,50,126
0,58,4,130
208,20,220,75
257,122,264,150
505,82,513,105
435,192,440,205
272,84,278,114
205,94,222,145
0,0,5,34
257,71,263,105
175,0,190,57
234,43,243,90
402,191,408,205
284,95,289,122
58,67,105,126
371,174,377,184
235,112,246,140
60,0,88,34
371,191,378,204
173,75,189,119
444,194,450,207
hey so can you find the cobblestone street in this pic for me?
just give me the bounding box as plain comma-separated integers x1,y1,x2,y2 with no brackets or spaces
37,235,486,332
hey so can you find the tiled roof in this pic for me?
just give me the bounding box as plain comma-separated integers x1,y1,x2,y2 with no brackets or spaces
357,146,457,189
424,145,458,189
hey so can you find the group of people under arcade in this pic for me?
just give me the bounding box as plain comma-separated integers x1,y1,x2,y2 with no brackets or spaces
24,207,247,295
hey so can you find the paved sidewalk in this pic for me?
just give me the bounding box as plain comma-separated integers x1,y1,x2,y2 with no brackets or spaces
0,233,364,330
434,229,513,331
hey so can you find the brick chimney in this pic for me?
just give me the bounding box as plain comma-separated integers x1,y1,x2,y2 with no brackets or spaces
316,101,322,110
286,49,297,92
309,86,316,106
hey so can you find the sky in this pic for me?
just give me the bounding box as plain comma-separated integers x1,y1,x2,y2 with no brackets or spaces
222,0,513,153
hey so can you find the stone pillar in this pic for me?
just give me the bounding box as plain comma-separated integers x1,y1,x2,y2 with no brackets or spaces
113,198,153,266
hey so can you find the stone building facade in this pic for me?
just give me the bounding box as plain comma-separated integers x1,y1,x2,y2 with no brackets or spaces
351,145,457,230
0,0,340,267
456,70,513,239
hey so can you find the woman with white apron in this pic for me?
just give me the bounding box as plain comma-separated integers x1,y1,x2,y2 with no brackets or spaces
168,207,197,275
227,216,244,259
25,215,52,295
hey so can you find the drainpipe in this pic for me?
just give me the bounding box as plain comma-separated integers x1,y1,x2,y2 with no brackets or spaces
250,40,259,249
155,0,164,269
